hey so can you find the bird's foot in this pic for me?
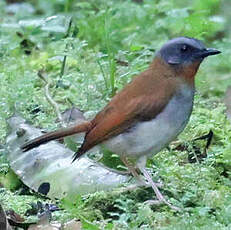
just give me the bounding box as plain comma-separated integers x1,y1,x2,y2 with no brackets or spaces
120,184,142,192
144,199,181,211
144,181,163,188
137,165,180,211
119,181,163,193
144,199,162,205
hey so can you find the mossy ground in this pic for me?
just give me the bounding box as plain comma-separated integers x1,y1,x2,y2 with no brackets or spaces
0,0,231,229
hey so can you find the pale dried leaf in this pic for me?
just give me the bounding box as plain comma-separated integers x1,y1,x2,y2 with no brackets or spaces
63,219,82,230
224,86,231,121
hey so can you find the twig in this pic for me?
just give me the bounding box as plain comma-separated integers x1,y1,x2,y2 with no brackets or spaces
38,69,64,127
38,17,74,125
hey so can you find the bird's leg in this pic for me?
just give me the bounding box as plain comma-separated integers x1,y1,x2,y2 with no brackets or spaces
137,157,180,211
120,156,162,188
139,167,180,210
120,156,146,186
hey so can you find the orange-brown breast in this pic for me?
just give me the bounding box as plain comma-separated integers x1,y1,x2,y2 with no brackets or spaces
175,61,201,86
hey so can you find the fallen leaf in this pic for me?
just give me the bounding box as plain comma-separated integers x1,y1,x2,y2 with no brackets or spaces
63,219,82,230
6,115,129,200
28,223,60,230
224,86,231,121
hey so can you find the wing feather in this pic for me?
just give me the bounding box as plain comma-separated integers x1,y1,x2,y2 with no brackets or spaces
73,64,179,160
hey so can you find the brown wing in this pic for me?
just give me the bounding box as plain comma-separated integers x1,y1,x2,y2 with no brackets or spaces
72,63,178,161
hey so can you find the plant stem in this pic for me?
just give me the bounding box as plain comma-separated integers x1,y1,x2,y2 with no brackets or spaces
104,11,116,96
60,17,73,79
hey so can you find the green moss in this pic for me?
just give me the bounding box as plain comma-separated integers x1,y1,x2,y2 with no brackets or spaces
0,0,231,229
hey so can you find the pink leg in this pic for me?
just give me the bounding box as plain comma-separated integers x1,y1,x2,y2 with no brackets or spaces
138,166,180,211
120,156,146,186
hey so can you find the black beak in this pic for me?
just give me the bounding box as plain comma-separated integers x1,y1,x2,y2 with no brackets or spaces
198,48,221,58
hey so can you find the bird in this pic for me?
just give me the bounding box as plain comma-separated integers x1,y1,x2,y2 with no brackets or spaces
21,37,221,210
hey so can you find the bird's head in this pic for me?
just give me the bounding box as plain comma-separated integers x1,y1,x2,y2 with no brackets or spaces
157,37,221,66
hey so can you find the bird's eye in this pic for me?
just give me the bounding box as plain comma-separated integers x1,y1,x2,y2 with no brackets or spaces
181,45,188,52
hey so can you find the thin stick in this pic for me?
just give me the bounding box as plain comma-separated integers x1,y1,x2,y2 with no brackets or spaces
38,70,64,126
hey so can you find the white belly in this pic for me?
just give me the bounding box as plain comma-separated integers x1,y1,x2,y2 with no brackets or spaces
103,84,194,159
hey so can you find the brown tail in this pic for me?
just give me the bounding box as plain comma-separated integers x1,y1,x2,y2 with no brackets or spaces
21,121,92,152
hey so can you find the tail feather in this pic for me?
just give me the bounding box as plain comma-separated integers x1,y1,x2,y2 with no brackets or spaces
21,121,91,152
72,149,84,163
